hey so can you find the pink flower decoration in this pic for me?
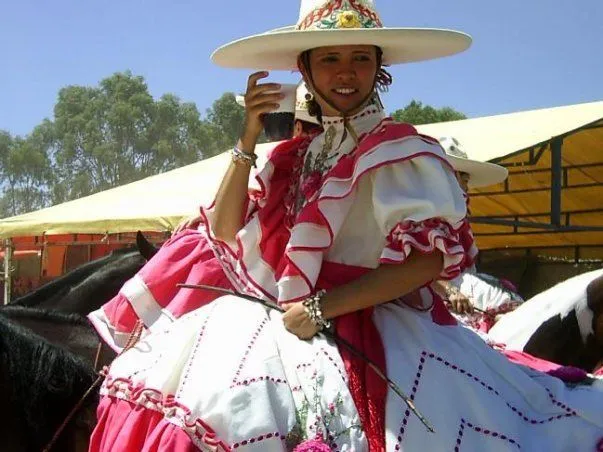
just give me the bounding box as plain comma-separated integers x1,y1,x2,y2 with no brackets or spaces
546,366,588,383
300,171,323,199
293,437,333,452
499,278,519,293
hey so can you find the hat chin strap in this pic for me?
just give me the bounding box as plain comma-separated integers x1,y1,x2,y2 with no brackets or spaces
305,66,379,144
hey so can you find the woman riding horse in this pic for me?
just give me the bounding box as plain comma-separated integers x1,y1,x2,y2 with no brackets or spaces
89,1,603,450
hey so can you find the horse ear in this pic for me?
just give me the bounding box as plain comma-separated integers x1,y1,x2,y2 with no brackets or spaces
136,231,159,261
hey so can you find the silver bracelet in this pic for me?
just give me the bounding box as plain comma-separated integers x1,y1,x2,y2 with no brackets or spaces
302,289,331,331
230,145,257,168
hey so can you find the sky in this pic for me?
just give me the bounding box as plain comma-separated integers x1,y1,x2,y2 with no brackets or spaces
1,0,602,137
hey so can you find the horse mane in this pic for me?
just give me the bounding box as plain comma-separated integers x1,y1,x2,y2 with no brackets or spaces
59,250,146,311
0,314,97,450
1,305,89,326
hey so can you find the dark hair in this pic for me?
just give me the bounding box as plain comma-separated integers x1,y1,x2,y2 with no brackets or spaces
296,119,322,135
300,46,393,122
306,92,324,123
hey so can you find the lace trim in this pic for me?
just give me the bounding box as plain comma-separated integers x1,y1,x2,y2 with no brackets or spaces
382,218,473,280
101,376,231,451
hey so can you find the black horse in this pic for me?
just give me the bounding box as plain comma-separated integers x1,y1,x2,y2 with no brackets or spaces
0,313,98,452
1,230,161,362
0,305,112,367
0,232,160,451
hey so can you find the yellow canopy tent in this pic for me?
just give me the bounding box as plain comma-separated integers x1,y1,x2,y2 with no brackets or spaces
418,100,603,257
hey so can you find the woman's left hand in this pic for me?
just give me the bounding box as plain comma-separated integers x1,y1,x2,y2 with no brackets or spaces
448,291,474,314
282,302,321,340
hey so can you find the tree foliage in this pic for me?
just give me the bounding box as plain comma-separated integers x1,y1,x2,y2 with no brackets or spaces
391,100,466,125
51,72,217,203
205,92,247,152
0,127,51,217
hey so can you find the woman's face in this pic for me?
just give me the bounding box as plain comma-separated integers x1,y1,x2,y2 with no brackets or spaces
304,45,378,116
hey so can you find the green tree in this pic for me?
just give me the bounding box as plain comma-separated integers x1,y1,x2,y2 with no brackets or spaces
391,100,466,125
204,92,247,155
51,71,213,203
0,127,52,217
0,131,13,216
0,130,11,180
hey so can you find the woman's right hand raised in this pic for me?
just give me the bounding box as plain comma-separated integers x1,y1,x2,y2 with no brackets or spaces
239,71,283,150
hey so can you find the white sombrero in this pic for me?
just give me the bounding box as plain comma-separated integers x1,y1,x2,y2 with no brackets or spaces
439,137,509,189
236,82,321,125
212,0,472,70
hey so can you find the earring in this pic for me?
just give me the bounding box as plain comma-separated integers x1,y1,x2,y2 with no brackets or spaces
304,87,314,102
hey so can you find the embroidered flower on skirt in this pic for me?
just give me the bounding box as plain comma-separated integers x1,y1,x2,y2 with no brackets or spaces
285,375,362,450
293,435,333,452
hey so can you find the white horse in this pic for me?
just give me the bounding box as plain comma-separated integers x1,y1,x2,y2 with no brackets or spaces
488,268,603,372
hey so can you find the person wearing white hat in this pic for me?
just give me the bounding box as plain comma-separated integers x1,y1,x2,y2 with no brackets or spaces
439,136,509,190
292,81,323,137
235,81,322,140
434,137,524,330
89,2,603,451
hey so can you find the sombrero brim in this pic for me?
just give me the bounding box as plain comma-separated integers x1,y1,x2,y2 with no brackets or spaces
212,28,472,70
447,156,509,189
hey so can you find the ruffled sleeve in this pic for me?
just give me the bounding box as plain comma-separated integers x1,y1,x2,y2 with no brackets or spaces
196,137,313,301
372,154,477,279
